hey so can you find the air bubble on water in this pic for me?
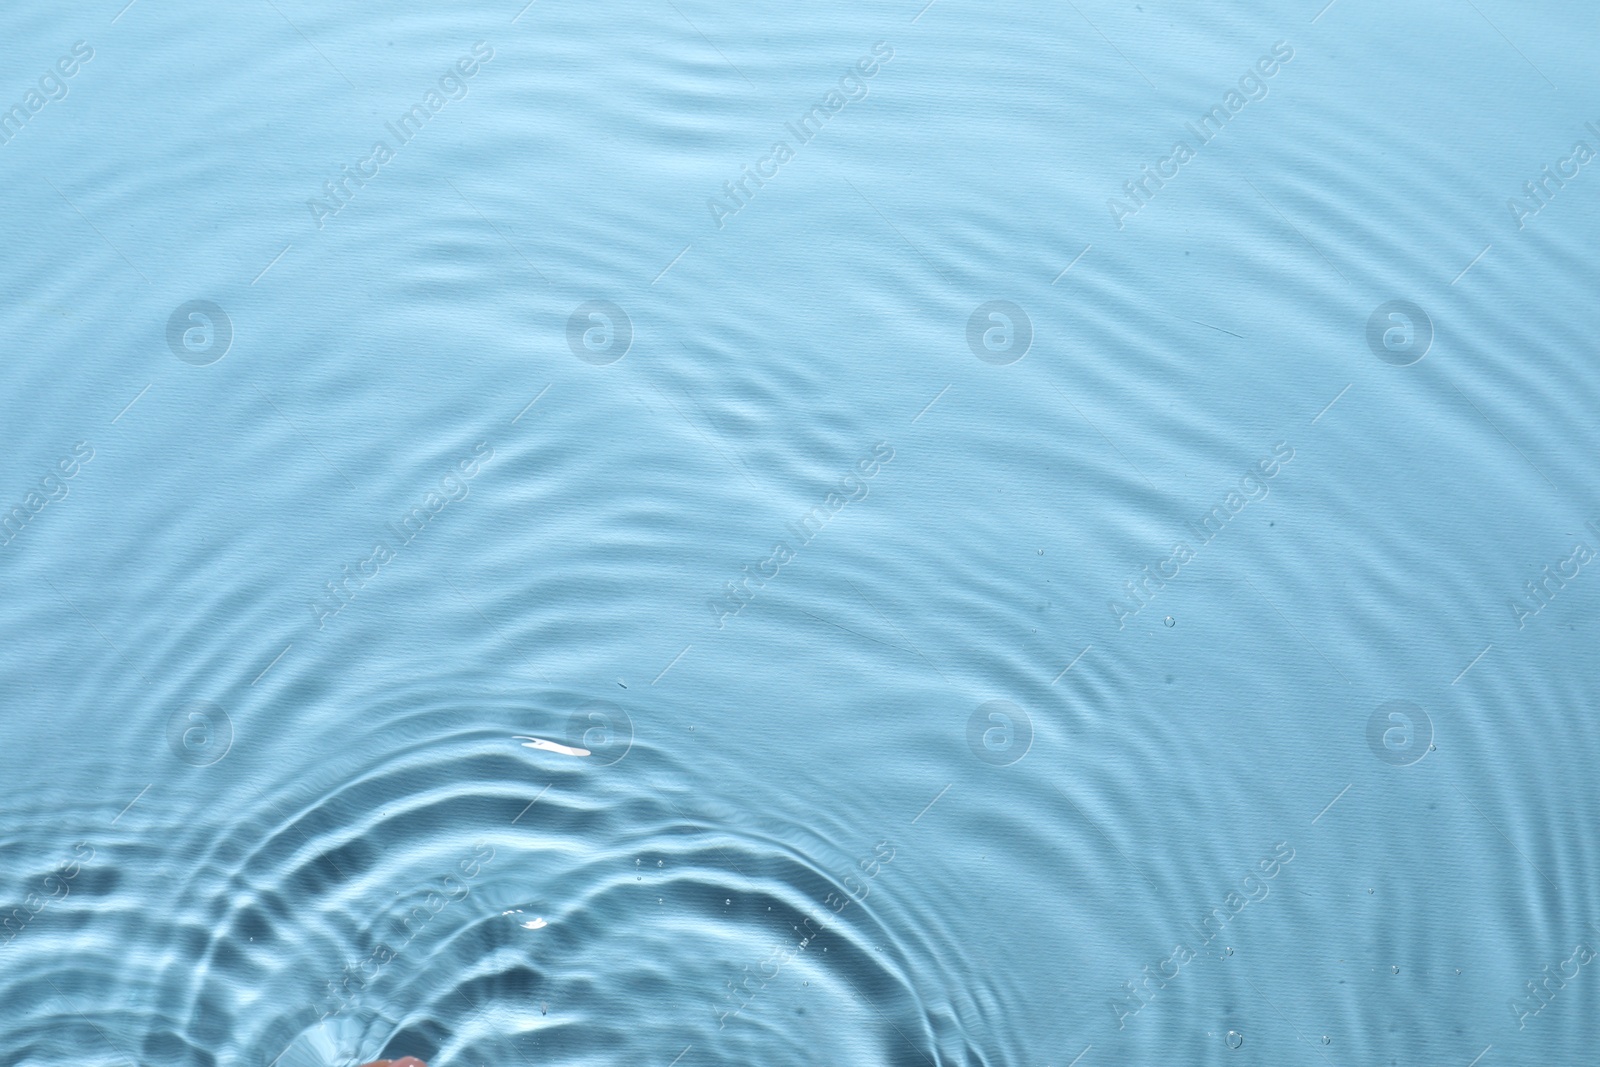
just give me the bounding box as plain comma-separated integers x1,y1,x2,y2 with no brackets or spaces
1368,888,1374,894
1223,946,1233,956
1225,1030,1243,1050
1392,965,1400,974
1455,968,1462,975
1321,1035,1331,1045
657,860,663,867
1164,616,1175,627
725,899,731,905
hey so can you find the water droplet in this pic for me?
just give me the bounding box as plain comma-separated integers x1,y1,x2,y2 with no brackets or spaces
1038,549,1044,555
1392,965,1400,974
1321,1035,1331,1045
1164,615,1175,627
1226,1030,1243,1050
657,860,663,867
725,899,731,905
1368,888,1374,894
1455,968,1462,975
636,858,641,866
1224,946,1233,956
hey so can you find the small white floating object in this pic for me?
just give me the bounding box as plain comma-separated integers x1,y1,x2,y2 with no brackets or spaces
514,735,590,757
500,908,548,930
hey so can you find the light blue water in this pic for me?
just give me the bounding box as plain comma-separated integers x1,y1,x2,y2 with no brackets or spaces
3,2,1599,1064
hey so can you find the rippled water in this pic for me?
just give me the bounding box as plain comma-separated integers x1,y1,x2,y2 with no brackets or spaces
3,2,1599,1064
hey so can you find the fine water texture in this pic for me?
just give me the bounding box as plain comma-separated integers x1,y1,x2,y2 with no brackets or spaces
2,2,1598,1065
